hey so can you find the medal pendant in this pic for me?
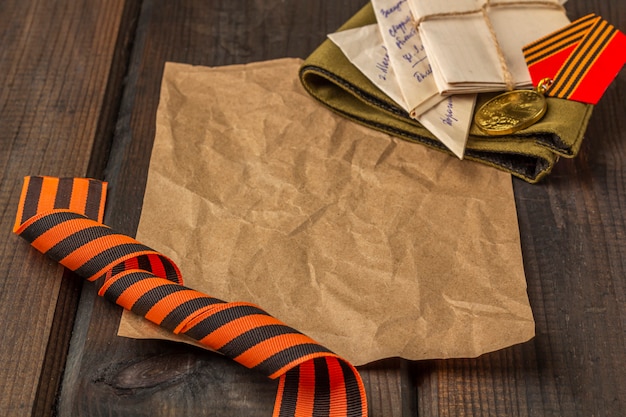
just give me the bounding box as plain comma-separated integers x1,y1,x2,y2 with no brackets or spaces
474,79,552,136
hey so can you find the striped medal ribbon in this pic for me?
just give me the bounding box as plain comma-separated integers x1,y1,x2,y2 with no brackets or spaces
523,13,626,105
13,176,368,417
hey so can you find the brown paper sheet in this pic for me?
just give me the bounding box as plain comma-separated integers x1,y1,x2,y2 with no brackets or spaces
118,58,535,365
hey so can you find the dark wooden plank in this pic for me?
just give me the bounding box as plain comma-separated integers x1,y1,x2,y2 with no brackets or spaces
416,1,626,416
58,1,412,416
361,359,416,417
0,1,138,416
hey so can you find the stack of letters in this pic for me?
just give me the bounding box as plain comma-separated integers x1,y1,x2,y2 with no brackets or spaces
329,0,570,158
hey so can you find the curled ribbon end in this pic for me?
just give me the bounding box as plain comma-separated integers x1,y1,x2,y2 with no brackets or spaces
14,176,368,417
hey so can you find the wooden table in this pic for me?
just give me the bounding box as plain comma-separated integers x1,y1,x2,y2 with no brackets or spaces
1,1,624,416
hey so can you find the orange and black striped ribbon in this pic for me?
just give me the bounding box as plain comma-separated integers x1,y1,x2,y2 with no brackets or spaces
523,14,600,72
14,176,368,417
523,14,626,105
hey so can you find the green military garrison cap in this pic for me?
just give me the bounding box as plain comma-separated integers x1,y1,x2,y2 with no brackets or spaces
299,3,593,183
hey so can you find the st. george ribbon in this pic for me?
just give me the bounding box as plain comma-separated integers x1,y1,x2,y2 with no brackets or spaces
13,176,368,417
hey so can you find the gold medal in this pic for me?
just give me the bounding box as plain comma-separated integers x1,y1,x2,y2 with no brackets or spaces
474,79,553,136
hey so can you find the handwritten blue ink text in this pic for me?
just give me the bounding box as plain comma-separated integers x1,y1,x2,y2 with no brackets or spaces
402,44,426,66
379,0,407,19
388,16,416,49
413,64,433,82
376,45,391,81
440,97,458,126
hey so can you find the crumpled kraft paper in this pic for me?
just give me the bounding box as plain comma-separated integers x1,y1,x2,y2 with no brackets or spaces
118,58,535,365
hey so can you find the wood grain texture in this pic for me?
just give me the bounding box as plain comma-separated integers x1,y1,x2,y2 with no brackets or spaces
0,1,136,416
58,1,410,416
3,0,624,416
415,1,626,416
